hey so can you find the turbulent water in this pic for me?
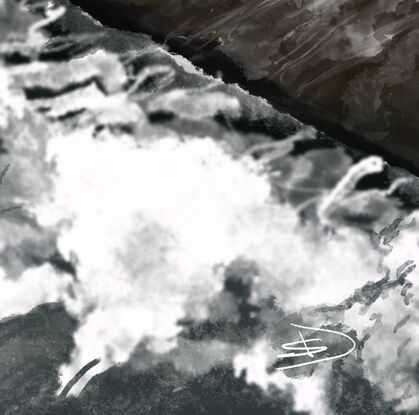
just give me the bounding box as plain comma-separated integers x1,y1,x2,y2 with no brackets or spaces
1,2,419,414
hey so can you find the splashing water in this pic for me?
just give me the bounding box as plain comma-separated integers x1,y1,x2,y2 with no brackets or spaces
0,104,416,412
17,124,390,408
0,3,418,413
0,117,416,412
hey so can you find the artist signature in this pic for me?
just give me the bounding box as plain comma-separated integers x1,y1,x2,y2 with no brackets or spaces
275,323,356,371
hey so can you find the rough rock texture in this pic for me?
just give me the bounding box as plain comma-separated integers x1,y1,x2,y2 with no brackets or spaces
69,0,419,174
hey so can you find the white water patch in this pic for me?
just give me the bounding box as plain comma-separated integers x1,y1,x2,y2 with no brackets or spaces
26,126,402,406
0,264,72,318
34,129,275,393
234,339,328,415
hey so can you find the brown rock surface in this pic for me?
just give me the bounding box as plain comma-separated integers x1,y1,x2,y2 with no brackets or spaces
69,0,419,173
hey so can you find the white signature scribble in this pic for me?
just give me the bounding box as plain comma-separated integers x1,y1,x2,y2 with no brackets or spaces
275,323,356,371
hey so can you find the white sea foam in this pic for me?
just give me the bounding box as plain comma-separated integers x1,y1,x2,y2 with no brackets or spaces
0,121,416,412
